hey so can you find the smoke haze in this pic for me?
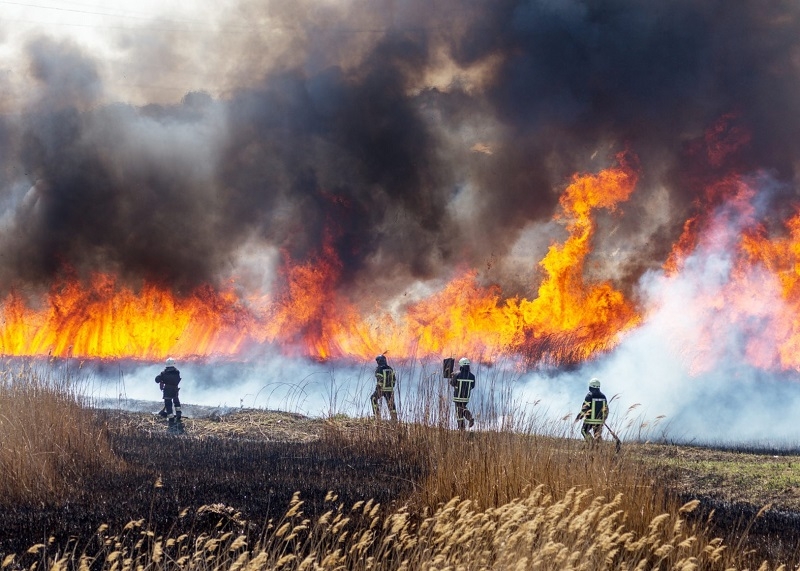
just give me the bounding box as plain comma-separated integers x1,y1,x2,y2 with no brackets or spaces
2,0,800,441
1,0,798,293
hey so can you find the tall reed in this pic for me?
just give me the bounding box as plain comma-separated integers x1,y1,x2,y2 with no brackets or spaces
2,359,789,569
11,488,770,570
0,360,116,504
315,358,776,568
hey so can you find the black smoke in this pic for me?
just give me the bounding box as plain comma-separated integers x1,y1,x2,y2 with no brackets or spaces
1,0,799,301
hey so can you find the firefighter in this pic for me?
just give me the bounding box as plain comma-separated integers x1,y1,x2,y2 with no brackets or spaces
155,357,183,431
575,378,608,444
450,357,475,431
371,354,398,421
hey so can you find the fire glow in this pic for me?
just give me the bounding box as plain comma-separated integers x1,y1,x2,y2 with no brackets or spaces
4,155,800,370
661,171,800,375
0,158,642,364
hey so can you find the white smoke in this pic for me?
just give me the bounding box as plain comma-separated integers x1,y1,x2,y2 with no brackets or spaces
84,353,373,417
514,174,800,445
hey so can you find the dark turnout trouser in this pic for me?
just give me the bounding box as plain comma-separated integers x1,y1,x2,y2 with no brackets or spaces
455,401,474,431
581,422,603,442
371,387,397,420
162,386,182,421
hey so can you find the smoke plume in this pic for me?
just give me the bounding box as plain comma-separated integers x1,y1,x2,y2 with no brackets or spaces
0,0,797,296
3,0,800,440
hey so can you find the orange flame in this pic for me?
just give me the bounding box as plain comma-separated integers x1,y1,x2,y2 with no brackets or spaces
737,210,800,370
518,155,640,349
656,170,800,374
0,273,255,360
255,154,640,362
0,157,642,364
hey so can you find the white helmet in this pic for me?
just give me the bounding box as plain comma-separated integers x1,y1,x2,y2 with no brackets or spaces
459,357,470,366
166,357,175,367
589,378,600,389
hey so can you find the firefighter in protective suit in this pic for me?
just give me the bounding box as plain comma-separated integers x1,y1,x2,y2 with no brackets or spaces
575,378,608,444
371,354,398,421
450,357,475,431
156,357,183,431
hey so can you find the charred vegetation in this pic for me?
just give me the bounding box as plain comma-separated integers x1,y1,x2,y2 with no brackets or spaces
2,364,800,569
0,412,423,556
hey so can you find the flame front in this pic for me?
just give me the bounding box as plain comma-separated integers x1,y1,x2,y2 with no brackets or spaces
657,170,800,374
517,155,640,359
19,150,800,373
0,273,254,360
0,158,643,364
737,209,800,370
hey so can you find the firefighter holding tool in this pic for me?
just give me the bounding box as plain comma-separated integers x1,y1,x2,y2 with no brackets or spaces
371,353,398,421
575,378,608,445
449,357,475,431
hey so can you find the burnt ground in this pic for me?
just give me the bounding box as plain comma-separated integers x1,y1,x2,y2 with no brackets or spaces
0,409,422,557
634,443,800,564
1,407,800,564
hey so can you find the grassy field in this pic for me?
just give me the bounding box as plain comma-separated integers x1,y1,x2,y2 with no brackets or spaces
0,362,118,505
1,364,800,569
638,445,800,510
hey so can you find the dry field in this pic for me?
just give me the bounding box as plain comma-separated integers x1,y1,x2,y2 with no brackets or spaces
2,365,800,570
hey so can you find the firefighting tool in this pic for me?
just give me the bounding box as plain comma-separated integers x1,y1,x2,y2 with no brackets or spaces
603,421,622,453
443,357,455,378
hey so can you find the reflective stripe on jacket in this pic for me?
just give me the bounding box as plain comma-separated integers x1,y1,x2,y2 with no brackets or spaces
375,366,396,392
451,366,475,403
580,390,608,425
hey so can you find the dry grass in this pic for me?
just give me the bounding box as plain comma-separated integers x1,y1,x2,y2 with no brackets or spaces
357,361,672,542
7,489,773,570
0,361,117,504
114,408,330,443
1,361,796,569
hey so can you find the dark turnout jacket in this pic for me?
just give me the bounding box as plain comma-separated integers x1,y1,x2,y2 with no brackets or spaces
156,366,181,397
450,365,475,403
577,388,608,425
375,364,397,392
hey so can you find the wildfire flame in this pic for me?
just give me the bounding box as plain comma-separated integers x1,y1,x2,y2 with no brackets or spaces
0,155,642,364
658,167,800,375
0,273,255,360
26,144,800,373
